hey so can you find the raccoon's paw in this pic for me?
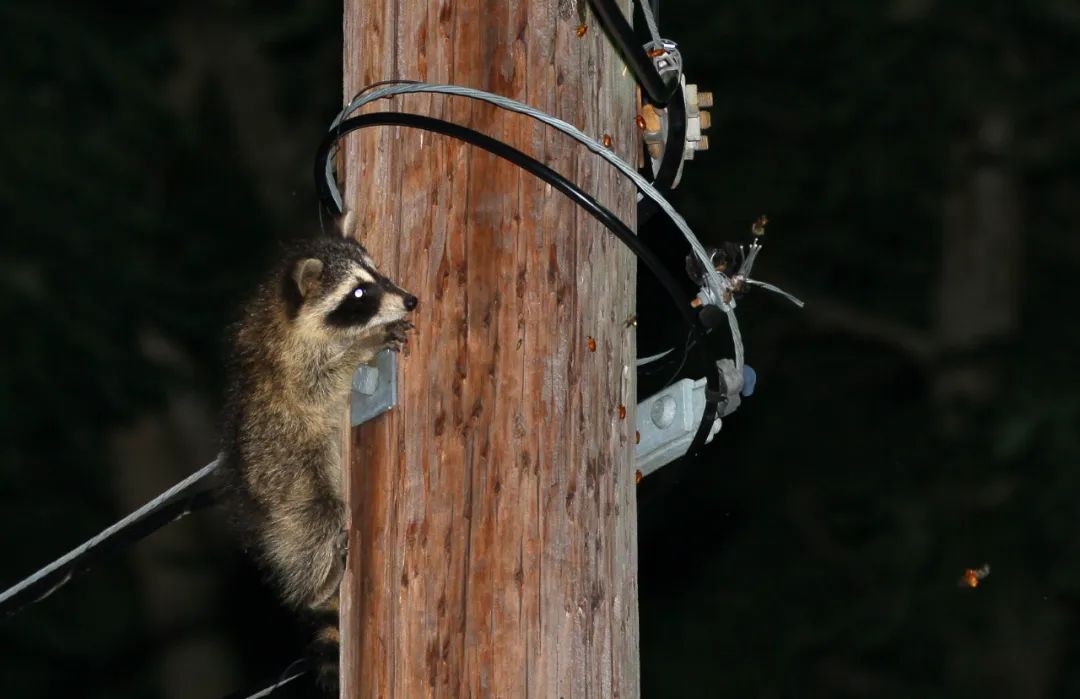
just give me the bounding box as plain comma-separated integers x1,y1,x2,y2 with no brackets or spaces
336,528,349,565
383,320,414,352
309,633,341,696
313,657,340,696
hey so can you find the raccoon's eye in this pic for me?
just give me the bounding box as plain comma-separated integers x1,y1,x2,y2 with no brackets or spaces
352,287,365,299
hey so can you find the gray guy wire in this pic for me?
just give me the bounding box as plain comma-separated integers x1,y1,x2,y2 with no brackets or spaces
0,456,221,615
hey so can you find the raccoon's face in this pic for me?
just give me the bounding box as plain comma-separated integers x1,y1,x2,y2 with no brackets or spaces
283,236,417,342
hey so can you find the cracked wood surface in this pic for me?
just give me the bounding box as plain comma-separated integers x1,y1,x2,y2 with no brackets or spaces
340,1,640,697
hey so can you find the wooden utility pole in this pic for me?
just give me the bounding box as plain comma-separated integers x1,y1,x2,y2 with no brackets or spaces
340,1,640,697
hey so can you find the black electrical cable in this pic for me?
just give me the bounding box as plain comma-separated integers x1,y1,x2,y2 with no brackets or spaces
315,112,723,453
653,82,686,187
587,0,676,106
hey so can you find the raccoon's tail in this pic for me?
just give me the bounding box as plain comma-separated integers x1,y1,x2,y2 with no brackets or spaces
307,595,340,695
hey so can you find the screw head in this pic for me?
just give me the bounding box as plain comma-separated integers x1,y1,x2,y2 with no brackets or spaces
650,395,677,429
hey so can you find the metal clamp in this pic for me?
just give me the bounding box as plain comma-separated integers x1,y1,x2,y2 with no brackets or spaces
649,39,683,81
350,349,398,426
634,360,753,477
641,77,713,188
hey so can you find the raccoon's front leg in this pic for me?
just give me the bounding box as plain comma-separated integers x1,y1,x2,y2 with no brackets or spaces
349,320,413,365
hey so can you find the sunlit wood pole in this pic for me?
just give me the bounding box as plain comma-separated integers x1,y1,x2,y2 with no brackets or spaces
340,1,641,697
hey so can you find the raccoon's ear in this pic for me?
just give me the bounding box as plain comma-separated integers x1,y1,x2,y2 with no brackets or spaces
292,258,325,298
338,210,358,240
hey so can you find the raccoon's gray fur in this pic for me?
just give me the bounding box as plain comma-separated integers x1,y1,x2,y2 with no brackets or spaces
220,221,416,693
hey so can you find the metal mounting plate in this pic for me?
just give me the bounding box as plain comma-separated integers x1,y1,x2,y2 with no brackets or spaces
635,377,712,477
634,361,751,477
350,349,398,426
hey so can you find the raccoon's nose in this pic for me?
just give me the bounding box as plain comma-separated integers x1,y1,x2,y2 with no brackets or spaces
403,294,418,311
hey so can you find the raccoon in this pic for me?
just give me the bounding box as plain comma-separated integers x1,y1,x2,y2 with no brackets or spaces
220,218,416,693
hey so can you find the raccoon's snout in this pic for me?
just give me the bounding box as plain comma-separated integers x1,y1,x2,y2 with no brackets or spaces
403,294,418,311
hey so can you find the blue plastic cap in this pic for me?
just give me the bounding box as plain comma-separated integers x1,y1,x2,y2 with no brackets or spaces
741,365,757,397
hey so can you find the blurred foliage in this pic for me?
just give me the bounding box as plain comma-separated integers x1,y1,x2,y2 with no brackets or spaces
0,1,1077,698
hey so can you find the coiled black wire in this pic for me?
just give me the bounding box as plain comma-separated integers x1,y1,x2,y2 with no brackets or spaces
315,112,723,454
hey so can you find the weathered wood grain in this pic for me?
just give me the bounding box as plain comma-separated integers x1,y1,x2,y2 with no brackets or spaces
340,2,639,696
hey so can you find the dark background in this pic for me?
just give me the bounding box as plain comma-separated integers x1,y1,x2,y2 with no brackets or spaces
2,2,1078,697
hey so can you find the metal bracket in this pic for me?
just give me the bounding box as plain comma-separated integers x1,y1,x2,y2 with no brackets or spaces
650,39,683,81
350,349,398,426
634,361,753,477
640,76,712,188
635,377,718,478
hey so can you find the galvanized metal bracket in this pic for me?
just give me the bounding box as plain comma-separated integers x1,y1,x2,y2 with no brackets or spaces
634,360,753,477
350,349,398,426
635,377,716,478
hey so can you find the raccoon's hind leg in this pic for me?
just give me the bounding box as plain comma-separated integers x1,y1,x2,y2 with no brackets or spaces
303,527,347,695
308,594,342,695
261,496,348,611
260,497,347,693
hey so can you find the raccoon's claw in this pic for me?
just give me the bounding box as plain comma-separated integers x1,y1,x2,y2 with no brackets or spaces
383,320,414,352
